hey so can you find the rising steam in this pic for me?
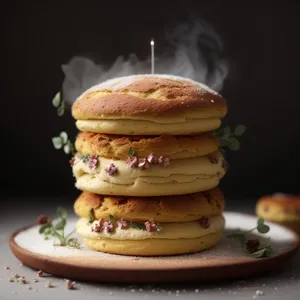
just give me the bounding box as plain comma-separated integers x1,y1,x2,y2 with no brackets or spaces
62,20,228,104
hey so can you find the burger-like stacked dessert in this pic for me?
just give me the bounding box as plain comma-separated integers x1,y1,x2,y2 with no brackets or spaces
71,74,228,256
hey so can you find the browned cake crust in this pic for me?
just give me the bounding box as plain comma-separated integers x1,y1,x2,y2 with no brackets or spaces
72,75,227,120
74,188,225,222
75,132,220,160
256,194,300,223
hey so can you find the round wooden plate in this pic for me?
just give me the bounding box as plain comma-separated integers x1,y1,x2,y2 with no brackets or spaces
9,212,299,283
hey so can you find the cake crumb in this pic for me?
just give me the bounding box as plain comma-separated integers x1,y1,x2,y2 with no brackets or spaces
253,290,264,297
8,278,15,283
66,280,75,290
19,277,26,284
37,270,43,277
4,266,10,270
45,280,52,288
33,279,39,283
13,274,20,278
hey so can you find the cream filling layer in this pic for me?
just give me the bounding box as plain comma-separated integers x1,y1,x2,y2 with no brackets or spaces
72,152,226,186
76,118,221,135
76,215,225,240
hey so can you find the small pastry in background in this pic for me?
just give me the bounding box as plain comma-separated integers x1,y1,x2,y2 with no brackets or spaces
256,193,300,235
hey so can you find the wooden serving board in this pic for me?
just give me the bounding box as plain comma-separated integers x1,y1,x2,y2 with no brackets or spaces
9,212,299,283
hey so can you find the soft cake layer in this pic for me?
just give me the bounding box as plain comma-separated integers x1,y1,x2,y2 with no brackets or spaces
83,233,222,256
76,215,225,240
75,118,221,135
72,74,227,135
74,189,224,222
75,132,219,160
72,152,226,196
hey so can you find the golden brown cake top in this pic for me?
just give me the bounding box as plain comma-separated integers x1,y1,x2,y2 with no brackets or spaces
74,189,224,223
72,75,227,120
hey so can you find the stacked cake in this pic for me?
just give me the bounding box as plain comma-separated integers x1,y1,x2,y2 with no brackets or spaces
71,75,228,256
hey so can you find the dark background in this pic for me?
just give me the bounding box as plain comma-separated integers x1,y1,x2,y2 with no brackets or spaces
2,0,300,201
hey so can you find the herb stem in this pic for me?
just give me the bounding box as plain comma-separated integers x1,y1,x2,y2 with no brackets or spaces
65,229,76,240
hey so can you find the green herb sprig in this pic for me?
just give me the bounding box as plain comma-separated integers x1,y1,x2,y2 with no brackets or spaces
129,222,146,230
108,215,118,224
213,125,246,153
39,207,81,249
52,92,66,116
87,209,95,225
128,147,135,157
227,217,272,258
52,131,75,155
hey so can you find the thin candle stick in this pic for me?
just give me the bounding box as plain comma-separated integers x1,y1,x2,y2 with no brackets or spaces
150,40,155,74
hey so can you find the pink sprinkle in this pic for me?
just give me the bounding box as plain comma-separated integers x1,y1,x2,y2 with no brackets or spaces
138,158,150,169
92,219,104,233
69,157,75,166
116,219,128,229
158,156,170,167
209,154,218,164
147,154,158,164
199,216,210,229
127,156,138,168
105,163,118,175
103,221,114,233
145,220,160,232
88,154,98,170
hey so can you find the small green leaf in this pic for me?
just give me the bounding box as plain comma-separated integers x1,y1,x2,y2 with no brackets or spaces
130,222,146,230
234,124,246,136
60,132,68,144
52,137,63,149
52,92,61,108
57,207,67,219
39,223,52,234
220,139,231,147
108,215,118,224
257,224,270,234
87,209,95,225
128,147,135,157
57,101,65,116
44,236,49,240
80,154,90,163
228,137,240,151
250,248,268,258
212,128,224,139
55,219,66,230
67,238,81,249
63,143,70,154
44,228,54,235
257,217,265,226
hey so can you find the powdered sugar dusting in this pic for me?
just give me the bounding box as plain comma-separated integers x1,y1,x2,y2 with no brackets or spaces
14,212,296,263
79,74,219,99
